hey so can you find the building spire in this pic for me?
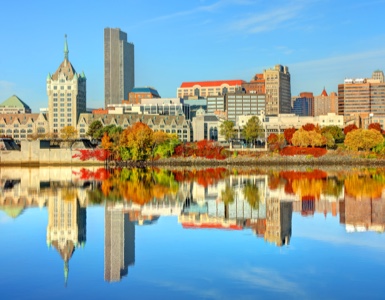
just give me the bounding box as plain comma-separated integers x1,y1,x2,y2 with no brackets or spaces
64,34,69,61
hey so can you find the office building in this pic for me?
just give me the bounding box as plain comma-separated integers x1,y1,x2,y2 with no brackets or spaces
313,88,338,116
242,73,265,94
177,80,245,99
46,35,86,136
206,93,265,123
292,92,314,116
126,87,160,104
264,65,291,115
104,28,135,107
338,74,385,118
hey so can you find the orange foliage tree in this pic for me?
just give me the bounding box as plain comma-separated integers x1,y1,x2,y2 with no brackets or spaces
368,122,382,133
344,124,358,135
284,127,296,145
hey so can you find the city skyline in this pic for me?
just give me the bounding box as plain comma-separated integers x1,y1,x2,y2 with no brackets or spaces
1,0,385,113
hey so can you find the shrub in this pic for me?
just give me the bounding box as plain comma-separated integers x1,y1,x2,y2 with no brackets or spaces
280,146,327,157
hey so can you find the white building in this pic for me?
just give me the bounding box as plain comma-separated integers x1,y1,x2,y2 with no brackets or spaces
46,35,86,136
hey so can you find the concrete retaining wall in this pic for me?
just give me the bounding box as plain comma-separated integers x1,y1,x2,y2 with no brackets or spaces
0,140,103,166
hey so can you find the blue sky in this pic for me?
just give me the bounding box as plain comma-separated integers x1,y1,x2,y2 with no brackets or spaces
1,0,385,112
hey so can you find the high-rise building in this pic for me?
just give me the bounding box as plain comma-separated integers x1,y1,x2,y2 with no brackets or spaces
46,35,86,136
338,73,385,117
104,28,135,107
264,65,291,115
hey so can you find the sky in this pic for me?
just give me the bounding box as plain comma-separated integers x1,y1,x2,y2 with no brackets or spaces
1,0,385,113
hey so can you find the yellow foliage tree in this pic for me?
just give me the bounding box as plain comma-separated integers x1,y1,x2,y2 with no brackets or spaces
60,126,77,140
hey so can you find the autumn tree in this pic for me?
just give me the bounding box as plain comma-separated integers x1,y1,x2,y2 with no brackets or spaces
284,127,296,145
344,128,384,151
60,126,77,140
153,132,180,158
86,120,103,139
344,124,358,135
368,122,382,133
243,180,260,210
267,133,285,151
219,120,236,142
119,122,154,161
292,128,325,148
302,123,316,132
242,116,262,146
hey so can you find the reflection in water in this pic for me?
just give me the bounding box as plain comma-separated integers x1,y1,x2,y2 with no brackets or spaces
1,166,385,287
46,192,86,286
104,202,135,282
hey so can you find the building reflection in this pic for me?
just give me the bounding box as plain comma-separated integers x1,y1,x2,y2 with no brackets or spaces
46,188,87,286
104,202,135,282
3,165,385,285
340,195,385,233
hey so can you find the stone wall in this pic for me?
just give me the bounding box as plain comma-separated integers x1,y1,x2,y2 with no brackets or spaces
0,140,102,166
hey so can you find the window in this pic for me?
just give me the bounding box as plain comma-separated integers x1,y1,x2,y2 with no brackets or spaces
60,86,64,90
67,108,71,112
67,86,71,90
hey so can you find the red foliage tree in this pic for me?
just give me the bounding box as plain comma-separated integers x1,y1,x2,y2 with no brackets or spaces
284,127,296,145
368,122,382,133
267,133,278,144
344,124,358,135
302,123,316,131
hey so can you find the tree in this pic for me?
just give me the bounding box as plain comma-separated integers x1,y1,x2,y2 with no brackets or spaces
344,128,384,151
242,116,262,146
219,120,236,142
60,126,77,140
368,122,382,133
321,125,344,143
243,180,260,210
292,128,325,148
119,122,154,161
302,123,316,131
284,127,296,145
344,124,358,135
86,120,103,139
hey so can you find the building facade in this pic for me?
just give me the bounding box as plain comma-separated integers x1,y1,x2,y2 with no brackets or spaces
292,92,314,116
126,87,160,104
177,80,245,99
46,35,86,136
338,76,385,117
313,88,338,116
0,113,49,140
264,65,291,115
104,28,135,107
0,95,31,114
242,73,265,94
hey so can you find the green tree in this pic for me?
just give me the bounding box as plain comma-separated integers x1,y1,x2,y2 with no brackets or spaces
86,120,103,139
321,125,345,143
242,116,262,146
219,120,236,142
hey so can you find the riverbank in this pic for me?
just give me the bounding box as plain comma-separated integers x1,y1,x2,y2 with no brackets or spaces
113,151,385,167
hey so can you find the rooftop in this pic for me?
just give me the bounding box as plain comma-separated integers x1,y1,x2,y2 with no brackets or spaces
180,80,246,88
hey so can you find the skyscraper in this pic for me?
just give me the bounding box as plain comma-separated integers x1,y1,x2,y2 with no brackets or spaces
264,65,291,115
104,28,135,107
46,35,86,136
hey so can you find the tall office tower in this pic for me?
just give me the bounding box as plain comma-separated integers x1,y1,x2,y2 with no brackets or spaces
46,194,86,286
104,28,135,107
46,35,86,136
372,70,384,83
104,204,135,282
264,65,291,115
